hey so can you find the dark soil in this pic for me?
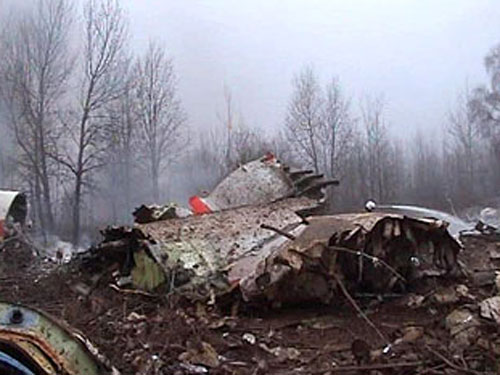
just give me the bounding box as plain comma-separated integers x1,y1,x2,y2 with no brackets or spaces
1,237,499,375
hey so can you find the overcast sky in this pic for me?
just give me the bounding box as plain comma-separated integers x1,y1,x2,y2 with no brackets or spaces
3,0,500,139
117,0,500,139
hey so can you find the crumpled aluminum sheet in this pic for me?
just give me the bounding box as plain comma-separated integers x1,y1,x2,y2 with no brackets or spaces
237,213,462,305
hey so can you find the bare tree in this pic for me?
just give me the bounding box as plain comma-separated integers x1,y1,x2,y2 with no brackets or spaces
316,78,355,209
53,0,128,244
102,60,137,220
136,41,186,202
285,66,323,173
361,96,389,202
447,88,482,199
210,87,270,177
468,43,500,189
0,0,73,236
410,131,447,207
219,86,234,165
319,79,353,179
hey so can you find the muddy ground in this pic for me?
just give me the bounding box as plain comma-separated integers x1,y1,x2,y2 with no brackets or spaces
1,236,500,375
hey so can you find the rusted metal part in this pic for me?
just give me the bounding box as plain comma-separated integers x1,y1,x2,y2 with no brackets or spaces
0,302,118,374
0,190,27,240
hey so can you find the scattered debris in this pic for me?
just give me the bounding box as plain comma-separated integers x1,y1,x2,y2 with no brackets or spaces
178,363,208,374
5,158,500,374
432,286,460,304
85,155,341,301
259,344,301,363
406,294,425,308
133,203,191,223
239,213,461,305
479,296,500,324
242,333,256,345
364,200,473,238
0,190,27,241
179,341,219,368
397,326,424,344
445,309,480,351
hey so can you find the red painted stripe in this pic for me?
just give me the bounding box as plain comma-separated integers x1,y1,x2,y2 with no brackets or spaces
189,196,212,215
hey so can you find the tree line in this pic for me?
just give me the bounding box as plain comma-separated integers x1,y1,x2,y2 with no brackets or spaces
1,0,499,245
0,0,185,244
282,60,500,214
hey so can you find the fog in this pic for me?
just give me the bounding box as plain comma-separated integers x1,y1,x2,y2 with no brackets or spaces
121,0,500,137
2,0,500,243
3,0,499,135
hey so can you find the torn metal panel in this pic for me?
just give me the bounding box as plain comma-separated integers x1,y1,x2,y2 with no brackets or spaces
189,153,338,215
133,203,191,224
364,200,472,238
238,213,462,305
138,197,315,268
131,154,337,224
87,154,340,297
0,302,118,375
0,191,27,239
90,198,315,295
364,201,500,243
92,210,460,306
131,249,166,290
196,155,296,212
331,213,461,289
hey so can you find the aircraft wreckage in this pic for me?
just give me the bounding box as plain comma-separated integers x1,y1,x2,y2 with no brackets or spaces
5,154,500,374
0,302,118,375
80,154,463,305
0,191,27,241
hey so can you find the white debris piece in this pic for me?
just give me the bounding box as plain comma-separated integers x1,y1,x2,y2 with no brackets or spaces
479,296,500,324
242,333,256,345
495,272,500,295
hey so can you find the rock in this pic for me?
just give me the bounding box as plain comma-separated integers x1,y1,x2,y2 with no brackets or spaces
432,287,459,304
127,312,147,322
271,347,301,363
489,249,500,260
455,284,475,300
242,333,256,345
495,272,500,294
116,275,133,287
395,326,424,344
71,282,92,297
479,296,500,324
445,309,480,351
407,294,425,308
179,342,220,368
178,363,208,374
258,343,301,363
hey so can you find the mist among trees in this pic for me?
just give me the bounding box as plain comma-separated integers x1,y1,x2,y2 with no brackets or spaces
0,0,499,245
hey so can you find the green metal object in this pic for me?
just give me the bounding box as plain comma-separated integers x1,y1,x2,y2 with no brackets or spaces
132,250,166,290
0,302,116,374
